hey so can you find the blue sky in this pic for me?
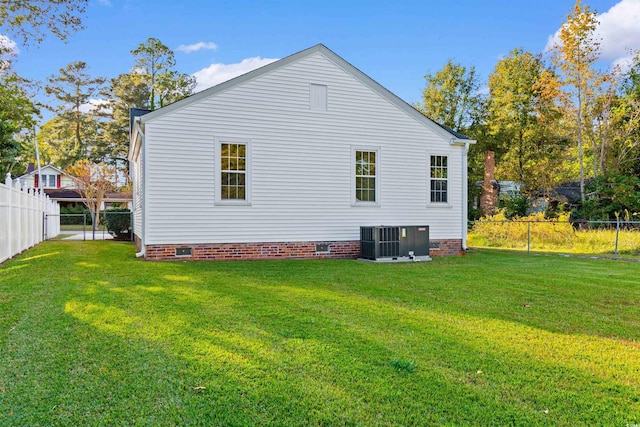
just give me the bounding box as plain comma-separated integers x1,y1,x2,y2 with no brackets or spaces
4,0,639,124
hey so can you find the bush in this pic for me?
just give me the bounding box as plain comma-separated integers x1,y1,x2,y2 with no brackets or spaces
575,174,640,221
102,208,131,239
500,192,529,219
60,205,91,225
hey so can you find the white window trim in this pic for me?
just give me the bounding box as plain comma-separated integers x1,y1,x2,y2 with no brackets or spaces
214,137,252,206
351,146,381,207
427,152,451,207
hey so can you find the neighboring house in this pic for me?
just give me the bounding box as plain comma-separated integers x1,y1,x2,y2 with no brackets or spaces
19,164,76,191
17,163,131,210
129,44,476,261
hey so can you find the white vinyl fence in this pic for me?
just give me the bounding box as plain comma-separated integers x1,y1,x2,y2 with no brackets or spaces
0,173,60,264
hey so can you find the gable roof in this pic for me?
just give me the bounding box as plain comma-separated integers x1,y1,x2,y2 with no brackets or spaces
17,164,68,179
136,44,474,144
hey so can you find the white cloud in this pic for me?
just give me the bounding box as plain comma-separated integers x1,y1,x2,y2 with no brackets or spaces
192,57,279,92
596,0,640,60
0,34,19,56
545,0,640,66
79,99,112,115
98,0,112,6
612,54,637,74
176,42,218,54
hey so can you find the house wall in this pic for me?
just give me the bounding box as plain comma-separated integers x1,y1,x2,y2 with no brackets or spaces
142,52,466,254
21,166,76,189
131,148,143,240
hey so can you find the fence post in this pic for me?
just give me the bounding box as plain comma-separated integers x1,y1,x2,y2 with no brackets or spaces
614,218,620,260
527,221,531,254
5,173,11,261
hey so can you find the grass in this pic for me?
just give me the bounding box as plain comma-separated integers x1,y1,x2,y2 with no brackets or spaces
1,241,640,425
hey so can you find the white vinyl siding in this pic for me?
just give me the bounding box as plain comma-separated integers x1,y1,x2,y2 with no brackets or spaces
142,51,464,245
131,146,143,239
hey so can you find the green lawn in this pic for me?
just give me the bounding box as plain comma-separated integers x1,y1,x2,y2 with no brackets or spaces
1,242,639,426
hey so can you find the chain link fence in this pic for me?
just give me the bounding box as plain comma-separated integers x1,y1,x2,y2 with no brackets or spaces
57,211,133,241
468,219,640,261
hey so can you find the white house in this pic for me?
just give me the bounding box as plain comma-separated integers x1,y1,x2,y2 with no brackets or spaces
19,164,76,190
17,163,131,210
129,44,475,261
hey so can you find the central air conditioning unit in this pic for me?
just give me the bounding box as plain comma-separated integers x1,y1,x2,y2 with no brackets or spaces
360,225,431,262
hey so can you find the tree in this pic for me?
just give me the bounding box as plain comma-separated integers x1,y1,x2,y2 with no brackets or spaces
606,53,640,174
416,59,483,133
0,0,87,45
45,61,106,164
66,159,116,239
548,0,602,202
0,72,38,177
35,115,100,169
486,48,567,195
96,39,195,177
98,73,150,165
130,37,195,110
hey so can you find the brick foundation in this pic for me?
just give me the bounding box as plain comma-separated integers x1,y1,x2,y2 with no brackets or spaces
144,240,361,261
429,239,465,256
142,239,465,261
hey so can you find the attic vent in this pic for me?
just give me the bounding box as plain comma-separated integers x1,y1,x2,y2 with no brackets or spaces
310,83,327,111
175,247,192,257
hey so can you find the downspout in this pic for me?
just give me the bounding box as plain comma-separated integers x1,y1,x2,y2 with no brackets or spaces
134,120,146,258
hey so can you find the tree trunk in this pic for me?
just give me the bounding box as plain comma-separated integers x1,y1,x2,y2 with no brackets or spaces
577,78,585,203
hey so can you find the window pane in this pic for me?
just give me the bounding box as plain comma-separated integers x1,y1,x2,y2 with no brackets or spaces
220,142,247,201
355,150,377,203
430,155,448,203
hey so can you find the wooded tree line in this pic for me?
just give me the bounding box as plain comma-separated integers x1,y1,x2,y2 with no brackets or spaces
0,2,195,180
417,1,640,220
1,36,195,179
1,0,638,221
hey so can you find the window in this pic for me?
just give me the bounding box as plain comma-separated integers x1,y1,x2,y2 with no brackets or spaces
430,155,448,203
310,83,327,111
36,174,58,188
215,139,251,204
353,149,379,205
221,143,246,200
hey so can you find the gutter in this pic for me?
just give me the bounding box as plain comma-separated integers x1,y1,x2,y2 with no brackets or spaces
134,119,146,258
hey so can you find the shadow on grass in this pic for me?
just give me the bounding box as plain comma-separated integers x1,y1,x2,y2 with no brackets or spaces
2,242,640,425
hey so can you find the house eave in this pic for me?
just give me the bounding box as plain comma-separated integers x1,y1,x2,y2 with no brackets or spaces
450,138,476,146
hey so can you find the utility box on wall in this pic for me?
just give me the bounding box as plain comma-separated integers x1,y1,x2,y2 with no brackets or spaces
360,225,431,262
